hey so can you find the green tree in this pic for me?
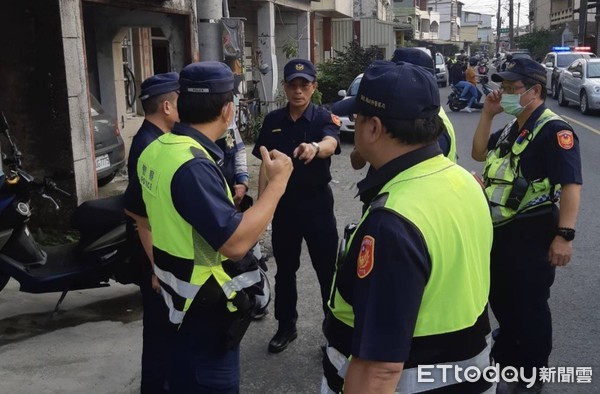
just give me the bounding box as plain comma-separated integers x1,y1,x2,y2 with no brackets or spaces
317,42,384,104
515,28,561,61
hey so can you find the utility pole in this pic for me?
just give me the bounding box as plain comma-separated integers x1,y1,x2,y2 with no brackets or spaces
517,2,521,37
596,0,600,54
579,0,588,46
496,0,501,53
509,0,514,49
196,0,223,61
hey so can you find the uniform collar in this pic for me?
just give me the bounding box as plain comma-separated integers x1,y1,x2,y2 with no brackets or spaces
141,119,165,138
521,104,547,132
284,102,315,122
356,143,443,198
171,122,224,162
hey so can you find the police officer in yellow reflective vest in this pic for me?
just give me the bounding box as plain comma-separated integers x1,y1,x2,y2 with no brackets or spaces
472,58,582,393
137,61,292,393
322,61,494,394
340,48,458,212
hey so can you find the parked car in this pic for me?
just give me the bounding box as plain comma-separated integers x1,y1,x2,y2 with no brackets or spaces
435,52,448,87
335,73,363,135
542,47,596,99
90,95,126,186
557,58,600,114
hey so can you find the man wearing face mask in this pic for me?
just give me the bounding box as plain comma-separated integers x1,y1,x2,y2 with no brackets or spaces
472,58,582,393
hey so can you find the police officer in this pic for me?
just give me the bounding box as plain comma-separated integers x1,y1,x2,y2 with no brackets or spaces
472,58,582,393
343,47,458,210
216,117,249,206
252,58,341,353
123,72,179,394
322,61,494,394
137,61,292,393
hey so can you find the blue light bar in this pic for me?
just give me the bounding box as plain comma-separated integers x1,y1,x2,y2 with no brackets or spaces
552,46,571,52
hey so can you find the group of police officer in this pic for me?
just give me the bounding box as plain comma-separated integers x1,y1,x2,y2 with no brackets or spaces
123,49,581,394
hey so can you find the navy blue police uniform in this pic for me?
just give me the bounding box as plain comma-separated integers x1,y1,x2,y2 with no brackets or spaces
487,103,582,377
215,126,248,192
123,71,179,394
252,61,341,337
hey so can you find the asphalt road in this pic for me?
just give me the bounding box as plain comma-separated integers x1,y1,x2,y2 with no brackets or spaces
0,86,598,393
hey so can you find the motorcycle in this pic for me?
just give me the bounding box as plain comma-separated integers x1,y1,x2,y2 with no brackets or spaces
0,112,142,313
477,61,489,76
447,76,494,112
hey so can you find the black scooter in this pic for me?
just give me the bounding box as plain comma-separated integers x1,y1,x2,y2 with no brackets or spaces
0,112,142,313
447,76,494,112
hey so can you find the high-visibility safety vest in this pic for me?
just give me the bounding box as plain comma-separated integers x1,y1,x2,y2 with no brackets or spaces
138,133,261,325
483,108,563,226
438,106,457,163
323,154,492,393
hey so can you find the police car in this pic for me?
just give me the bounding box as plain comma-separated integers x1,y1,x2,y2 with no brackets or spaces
542,47,596,99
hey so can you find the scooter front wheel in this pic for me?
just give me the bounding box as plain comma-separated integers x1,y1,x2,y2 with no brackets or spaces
448,99,462,112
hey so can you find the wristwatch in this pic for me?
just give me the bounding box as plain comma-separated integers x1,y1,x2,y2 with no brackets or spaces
556,227,575,241
311,141,320,155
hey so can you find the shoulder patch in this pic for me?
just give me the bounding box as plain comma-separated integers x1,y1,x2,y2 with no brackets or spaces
357,236,375,279
557,130,574,150
331,114,341,127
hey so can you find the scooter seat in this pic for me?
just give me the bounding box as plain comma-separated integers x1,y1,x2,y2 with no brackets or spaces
72,194,127,234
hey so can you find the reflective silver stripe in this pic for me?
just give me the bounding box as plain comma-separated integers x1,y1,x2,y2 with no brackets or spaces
396,341,491,393
320,376,338,394
159,288,185,324
154,264,202,300
489,183,509,205
222,268,261,297
326,346,350,378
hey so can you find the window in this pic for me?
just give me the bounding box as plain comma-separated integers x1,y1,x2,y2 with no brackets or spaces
587,62,600,78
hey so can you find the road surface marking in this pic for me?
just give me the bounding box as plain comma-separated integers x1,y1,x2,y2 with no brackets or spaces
562,115,600,136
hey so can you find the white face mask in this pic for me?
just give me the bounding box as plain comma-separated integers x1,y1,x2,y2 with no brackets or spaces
500,87,534,116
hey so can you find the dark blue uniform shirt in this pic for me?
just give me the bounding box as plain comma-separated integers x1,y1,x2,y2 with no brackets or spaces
169,123,242,251
124,120,164,217
251,103,341,190
488,104,583,186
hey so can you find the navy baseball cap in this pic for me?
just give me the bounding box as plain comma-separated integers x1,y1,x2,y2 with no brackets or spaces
332,61,440,121
179,61,234,94
391,48,435,75
284,59,317,82
492,58,546,85
139,72,179,101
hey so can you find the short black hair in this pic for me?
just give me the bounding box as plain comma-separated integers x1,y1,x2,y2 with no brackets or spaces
522,77,547,100
141,91,178,115
177,91,234,124
361,113,444,145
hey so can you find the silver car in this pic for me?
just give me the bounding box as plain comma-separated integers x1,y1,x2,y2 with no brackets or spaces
557,58,600,114
335,73,363,135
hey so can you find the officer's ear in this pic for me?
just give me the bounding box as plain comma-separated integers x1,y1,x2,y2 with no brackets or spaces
222,101,234,124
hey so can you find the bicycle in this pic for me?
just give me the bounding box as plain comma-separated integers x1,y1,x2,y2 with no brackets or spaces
236,97,261,138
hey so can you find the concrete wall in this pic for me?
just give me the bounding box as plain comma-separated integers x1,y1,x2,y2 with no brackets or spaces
531,0,552,30
83,3,193,123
